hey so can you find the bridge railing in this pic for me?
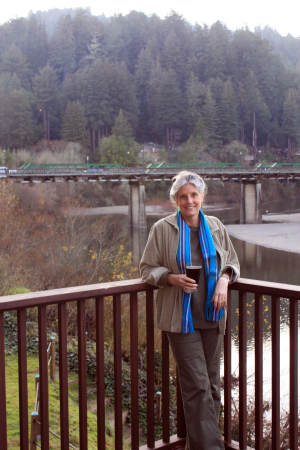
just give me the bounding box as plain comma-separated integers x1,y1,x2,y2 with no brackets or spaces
0,278,299,450
5,166,300,177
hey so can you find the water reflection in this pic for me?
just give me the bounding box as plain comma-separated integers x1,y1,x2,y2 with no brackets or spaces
231,236,300,286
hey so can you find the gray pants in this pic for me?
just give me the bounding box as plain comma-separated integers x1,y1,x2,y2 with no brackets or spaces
167,328,224,450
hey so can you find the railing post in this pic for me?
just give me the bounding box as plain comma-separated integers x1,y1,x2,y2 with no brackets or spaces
239,291,247,450
50,336,55,382
77,300,88,450
271,296,280,450
224,290,232,445
162,331,170,443
17,308,28,450
58,302,69,449
146,290,155,449
113,294,123,450
176,369,186,439
38,305,49,450
0,311,7,450
130,292,139,450
96,297,105,450
289,297,298,450
255,293,263,450
30,411,40,450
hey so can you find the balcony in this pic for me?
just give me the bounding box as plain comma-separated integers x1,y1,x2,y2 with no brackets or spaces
0,277,299,450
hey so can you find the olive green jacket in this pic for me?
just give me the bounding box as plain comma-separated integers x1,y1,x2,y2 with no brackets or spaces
140,213,240,335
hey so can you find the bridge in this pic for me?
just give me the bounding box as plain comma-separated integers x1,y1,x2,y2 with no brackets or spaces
1,165,300,225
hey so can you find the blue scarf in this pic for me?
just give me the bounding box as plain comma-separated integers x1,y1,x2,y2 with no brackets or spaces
177,210,223,334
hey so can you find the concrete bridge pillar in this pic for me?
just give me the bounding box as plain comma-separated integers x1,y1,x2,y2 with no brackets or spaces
240,181,262,224
128,181,146,228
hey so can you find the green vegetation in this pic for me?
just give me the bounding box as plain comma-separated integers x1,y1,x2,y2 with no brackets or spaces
1,9,300,158
61,100,87,147
5,354,116,449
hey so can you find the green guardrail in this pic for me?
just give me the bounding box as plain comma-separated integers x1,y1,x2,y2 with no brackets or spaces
146,162,243,169
19,163,124,169
256,163,300,169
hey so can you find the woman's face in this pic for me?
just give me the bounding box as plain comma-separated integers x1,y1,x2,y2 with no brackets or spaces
175,183,204,226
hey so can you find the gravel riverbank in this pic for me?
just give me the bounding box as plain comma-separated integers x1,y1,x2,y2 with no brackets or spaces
226,213,300,254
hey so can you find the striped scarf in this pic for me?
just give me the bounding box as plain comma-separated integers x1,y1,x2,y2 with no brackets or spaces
177,210,223,334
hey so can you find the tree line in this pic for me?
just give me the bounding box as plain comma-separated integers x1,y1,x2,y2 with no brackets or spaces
1,8,300,160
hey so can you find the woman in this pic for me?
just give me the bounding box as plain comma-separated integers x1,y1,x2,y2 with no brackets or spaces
140,171,239,450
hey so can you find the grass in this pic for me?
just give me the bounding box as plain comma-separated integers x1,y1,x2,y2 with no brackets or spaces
5,354,117,449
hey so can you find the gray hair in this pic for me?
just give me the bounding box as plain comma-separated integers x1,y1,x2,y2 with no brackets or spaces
170,171,206,205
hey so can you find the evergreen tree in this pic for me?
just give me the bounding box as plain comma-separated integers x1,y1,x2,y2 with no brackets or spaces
178,140,198,163
50,14,76,81
147,62,163,143
0,73,23,147
193,115,205,143
112,109,134,147
61,100,87,147
33,63,59,140
219,77,238,144
72,8,93,67
134,46,153,141
81,59,138,152
185,72,206,135
237,82,249,143
161,29,186,88
202,88,220,144
62,73,80,109
5,89,34,148
243,70,271,157
282,88,299,160
24,14,48,74
0,44,31,90
156,69,183,150
205,21,231,81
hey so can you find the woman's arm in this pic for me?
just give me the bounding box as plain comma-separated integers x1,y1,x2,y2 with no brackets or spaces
140,223,173,286
140,221,198,291
211,270,231,310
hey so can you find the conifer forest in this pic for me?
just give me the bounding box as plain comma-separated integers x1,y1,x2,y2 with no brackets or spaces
1,8,300,159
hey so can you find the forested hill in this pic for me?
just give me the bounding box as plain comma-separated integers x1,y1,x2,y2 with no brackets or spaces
1,8,300,155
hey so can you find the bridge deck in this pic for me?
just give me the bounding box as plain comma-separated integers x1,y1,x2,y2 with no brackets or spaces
1,167,300,183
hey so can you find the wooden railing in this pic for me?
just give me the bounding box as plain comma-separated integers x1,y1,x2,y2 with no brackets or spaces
0,277,299,450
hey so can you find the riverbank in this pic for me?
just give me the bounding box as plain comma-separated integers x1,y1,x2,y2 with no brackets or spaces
226,213,300,254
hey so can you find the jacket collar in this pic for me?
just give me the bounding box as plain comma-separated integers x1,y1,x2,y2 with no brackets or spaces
164,210,220,234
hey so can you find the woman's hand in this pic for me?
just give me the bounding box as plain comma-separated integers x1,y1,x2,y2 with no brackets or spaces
211,275,229,310
166,273,198,292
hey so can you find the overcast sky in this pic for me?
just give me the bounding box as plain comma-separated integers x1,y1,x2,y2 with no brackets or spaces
2,0,300,38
